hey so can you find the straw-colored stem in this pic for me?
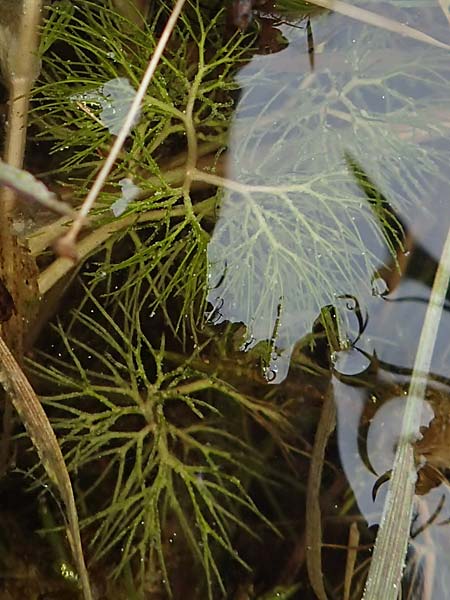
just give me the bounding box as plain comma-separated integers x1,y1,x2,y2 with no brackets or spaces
363,222,450,599
0,0,43,472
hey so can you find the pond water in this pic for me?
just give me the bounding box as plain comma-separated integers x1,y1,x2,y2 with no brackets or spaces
206,2,450,598
208,4,450,383
2,1,450,599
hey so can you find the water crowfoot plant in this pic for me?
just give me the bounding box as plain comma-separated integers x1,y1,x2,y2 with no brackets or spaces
28,277,288,597
2,0,450,597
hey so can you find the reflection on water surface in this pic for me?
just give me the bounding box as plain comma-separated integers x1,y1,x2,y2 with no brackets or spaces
208,7,450,387
207,3,450,597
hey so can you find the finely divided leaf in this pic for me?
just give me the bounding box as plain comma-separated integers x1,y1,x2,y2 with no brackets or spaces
207,19,450,381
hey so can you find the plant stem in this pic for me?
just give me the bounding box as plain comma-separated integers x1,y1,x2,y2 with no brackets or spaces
182,56,204,231
0,0,43,472
38,197,216,296
363,222,450,599
28,143,224,258
306,382,335,600
0,0,42,349
2,0,42,171
192,168,309,195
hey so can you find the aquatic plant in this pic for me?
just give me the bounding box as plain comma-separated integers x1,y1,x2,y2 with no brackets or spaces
28,276,289,597
25,1,294,596
1,0,450,598
35,0,450,380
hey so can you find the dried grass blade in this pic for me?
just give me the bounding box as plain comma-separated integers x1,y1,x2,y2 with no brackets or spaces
307,0,450,50
306,383,336,600
363,218,450,599
344,522,360,600
0,336,92,600
438,1,450,27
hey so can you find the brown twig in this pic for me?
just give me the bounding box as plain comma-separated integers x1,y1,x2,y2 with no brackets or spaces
305,382,336,600
0,0,43,473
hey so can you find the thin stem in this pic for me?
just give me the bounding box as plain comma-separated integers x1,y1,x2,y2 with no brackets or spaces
38,197,216,295
192,168,309,195
28,141,224,257
363,222,450,599
2,0,43,171
181,72,204,231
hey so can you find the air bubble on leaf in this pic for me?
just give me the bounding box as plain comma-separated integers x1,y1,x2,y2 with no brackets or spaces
111,178,141,217
331,347,371,376
371,276,389,297
240,335,255,351
72,77,140,135
263,351,291,384
264,367,277,382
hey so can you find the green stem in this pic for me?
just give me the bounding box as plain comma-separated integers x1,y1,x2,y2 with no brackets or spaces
38,196,216,295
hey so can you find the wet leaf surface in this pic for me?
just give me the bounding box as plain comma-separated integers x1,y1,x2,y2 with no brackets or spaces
207,14,450,381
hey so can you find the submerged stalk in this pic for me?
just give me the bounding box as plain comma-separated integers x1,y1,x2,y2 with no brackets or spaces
363,220,450,599
0,0,43,473
0,0,43,351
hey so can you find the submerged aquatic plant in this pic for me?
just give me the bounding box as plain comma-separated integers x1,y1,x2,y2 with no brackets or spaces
207,14,450,379
28,278,286,597
35,0,450,383
33,0,254,331
6,0,450,597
